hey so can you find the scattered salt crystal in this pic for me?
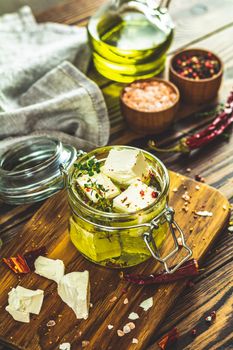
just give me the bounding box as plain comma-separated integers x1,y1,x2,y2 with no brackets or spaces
172,188,178,193
182,206,189,212
186,168,191,172
123,298,129,304
195,211,213,217
126,322,135,330
123,325,131,334
117,329,125,337
205,316,212,323
128,312,139,320
108,324,114,330
59,343,71,350
82,340,90,348
109,296,117,303
182,192,190,202
139,297,153,311
132,338,139,344
195,185,200,190
47,320,56,327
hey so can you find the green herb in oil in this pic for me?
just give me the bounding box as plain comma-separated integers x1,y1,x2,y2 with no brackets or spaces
74,157,101,177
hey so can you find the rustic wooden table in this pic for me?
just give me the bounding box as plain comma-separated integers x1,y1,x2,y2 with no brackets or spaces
1,0,233,349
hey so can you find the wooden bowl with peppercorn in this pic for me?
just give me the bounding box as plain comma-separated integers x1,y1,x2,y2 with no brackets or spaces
120,78,180,135
169,48,223,104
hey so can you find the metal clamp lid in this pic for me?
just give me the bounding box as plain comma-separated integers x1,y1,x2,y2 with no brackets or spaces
143,206,192,274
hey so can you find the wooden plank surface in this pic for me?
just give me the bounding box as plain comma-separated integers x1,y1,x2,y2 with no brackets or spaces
1,0,233,349
0,172,229,350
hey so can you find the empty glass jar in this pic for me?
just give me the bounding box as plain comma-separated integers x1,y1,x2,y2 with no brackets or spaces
0,137,76,205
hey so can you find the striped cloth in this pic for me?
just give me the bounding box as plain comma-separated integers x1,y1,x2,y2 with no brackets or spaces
0,6,109,153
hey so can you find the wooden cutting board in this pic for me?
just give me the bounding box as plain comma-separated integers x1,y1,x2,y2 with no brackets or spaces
0,172,229,350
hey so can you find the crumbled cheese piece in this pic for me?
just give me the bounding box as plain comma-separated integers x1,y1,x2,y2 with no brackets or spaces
76,173,120,203
113,180,157,213
139,297,153,311
34,256,65,283
132,338,139,344
128,312,139,320
5,305,30,323
102,149,150,186
6,286,44,323
58,271,90,319
195,211,213,217
8,286,44,314
108,324,114,330
59,343,71,350
123,298,129,304
117,330,125,337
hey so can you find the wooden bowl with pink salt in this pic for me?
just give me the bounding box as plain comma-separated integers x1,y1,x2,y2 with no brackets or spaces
120,78,180,135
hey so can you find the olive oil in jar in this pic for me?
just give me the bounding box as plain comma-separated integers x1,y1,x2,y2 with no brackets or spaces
68,146,169,268
88,1,174,82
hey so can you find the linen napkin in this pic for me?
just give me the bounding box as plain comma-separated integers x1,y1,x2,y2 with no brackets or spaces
0,6,109,153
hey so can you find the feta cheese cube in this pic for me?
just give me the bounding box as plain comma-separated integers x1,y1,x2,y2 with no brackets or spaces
58,271,90,320
76,172,120,203
102,149,150,186
70,217,121,262
5,305,30,323
113,180,158,213
6,286,44,322
34,256,65,283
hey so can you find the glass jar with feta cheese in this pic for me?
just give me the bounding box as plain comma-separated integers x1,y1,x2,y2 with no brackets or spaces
66,146,192,270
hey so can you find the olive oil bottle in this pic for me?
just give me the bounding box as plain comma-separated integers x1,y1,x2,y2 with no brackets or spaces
88,0,174,82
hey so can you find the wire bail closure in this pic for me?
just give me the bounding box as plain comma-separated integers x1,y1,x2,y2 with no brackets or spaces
143,206,192,274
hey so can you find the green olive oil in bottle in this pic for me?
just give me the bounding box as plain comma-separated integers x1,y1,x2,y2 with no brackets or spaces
88,0,174,82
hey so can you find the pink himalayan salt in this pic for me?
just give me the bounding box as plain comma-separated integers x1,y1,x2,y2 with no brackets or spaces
123,81,177,112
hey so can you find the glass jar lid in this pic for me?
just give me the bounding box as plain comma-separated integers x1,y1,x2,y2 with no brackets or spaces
0,136,77,205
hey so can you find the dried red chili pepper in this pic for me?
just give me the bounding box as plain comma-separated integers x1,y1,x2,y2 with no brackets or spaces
124,259,199,285
158,327,179,350
3,255,30,274
2,246,46,274
148,89,233,153
24,246,46,271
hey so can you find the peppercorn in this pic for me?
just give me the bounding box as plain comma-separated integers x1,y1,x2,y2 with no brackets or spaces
173,52,220,80
191,329,197,337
